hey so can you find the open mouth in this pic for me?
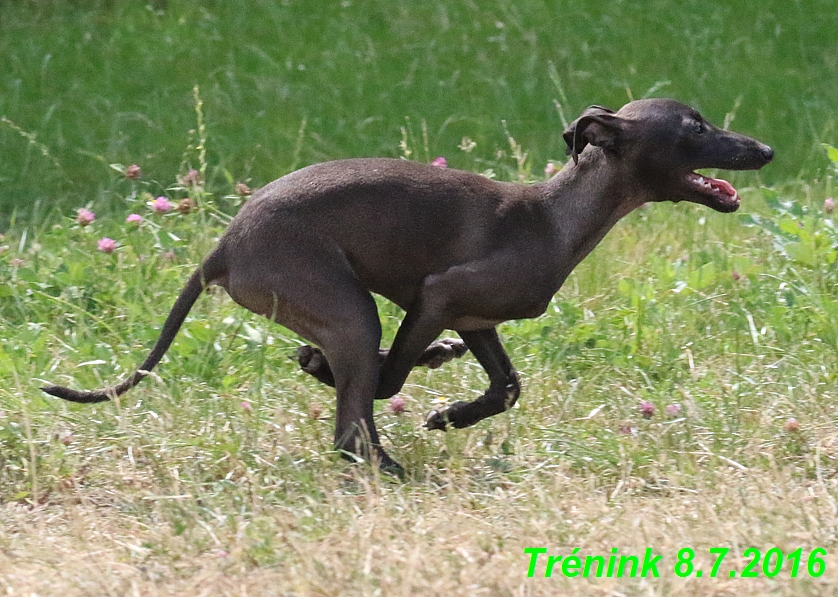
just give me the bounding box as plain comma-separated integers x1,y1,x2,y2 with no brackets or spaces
684,172,740,211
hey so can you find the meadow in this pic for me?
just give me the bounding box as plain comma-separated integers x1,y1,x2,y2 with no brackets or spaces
2,0,838,595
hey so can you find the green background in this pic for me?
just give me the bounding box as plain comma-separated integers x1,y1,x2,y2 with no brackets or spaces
1,0,836,224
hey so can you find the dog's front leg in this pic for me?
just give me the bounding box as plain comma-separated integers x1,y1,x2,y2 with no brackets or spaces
379,249,536,409
374,306,449,401
372,261,511,400
425,328,520,430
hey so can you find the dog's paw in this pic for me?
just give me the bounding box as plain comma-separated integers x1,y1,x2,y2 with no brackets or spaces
295,345,336,386
425,401,473,431
417,338,468,369
424,409,449,431
378,456,406,480
296,345,325,373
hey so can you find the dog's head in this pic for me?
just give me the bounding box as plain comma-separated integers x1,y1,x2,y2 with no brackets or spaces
563,99,774,212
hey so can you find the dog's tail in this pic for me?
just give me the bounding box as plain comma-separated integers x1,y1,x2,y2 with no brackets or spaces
41,248,227,403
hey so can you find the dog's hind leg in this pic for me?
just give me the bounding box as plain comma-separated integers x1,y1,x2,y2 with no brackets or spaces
295,338,468,389
319,301,398,472
425,328,520,430
223,244,400,474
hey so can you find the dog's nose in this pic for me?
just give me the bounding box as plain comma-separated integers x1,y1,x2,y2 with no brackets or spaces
760,144,774,163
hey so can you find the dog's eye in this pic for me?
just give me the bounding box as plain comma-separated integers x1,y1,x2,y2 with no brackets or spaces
692,120,705,134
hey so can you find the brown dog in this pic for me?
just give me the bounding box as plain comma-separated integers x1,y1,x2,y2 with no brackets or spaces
44,99,773,475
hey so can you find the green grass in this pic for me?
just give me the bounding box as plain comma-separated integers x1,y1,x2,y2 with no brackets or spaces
3,1,838,595
2,0,837,224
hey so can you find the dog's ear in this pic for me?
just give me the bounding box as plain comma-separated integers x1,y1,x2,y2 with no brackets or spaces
563,105,622,165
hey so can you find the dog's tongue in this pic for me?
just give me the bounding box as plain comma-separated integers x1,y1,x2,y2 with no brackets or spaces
708,176,737,197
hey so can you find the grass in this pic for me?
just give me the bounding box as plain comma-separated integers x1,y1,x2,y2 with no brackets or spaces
3,141,838,596
3,0,838,595
1,0,837,224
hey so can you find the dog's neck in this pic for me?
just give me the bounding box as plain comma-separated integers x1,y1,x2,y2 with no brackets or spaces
536,148,647,283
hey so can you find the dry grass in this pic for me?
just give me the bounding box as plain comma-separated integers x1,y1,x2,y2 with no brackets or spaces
6,196,838,595
5,313,838,597
2,461,837,596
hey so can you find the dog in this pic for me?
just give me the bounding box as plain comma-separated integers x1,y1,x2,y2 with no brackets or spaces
43,99,773,475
